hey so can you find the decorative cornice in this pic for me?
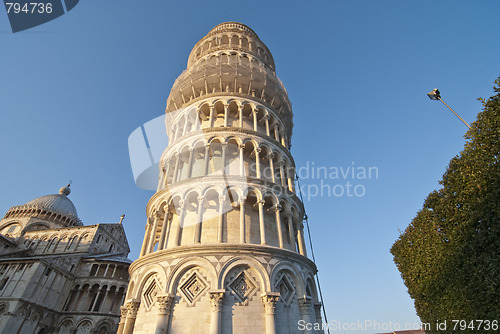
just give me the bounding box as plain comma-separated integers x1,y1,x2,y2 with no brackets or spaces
146,176,304,216
163,126,293,165
129,243,316,274
3,204,83,227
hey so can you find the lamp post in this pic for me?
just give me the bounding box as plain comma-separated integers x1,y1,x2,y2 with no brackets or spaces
427,88,471,129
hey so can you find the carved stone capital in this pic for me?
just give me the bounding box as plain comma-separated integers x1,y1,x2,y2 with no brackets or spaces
261,292,280,315
156,294,175,315
178,199,185,209
125,299,141,318
209,290,225,312
313,302,323,320
298,296,312,315
119,306,128,322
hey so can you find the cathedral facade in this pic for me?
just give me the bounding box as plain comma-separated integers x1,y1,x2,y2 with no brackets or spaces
0,185,131,333
120,22,323,334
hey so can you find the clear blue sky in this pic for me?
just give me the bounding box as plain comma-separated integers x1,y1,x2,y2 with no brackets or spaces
1,1,499,332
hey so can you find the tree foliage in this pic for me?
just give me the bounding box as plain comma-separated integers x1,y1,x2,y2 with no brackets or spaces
391,77,500,333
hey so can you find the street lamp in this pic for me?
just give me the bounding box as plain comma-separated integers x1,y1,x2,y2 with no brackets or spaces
427,88,471,129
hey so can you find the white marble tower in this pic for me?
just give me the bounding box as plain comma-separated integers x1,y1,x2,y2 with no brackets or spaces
119,22,323,334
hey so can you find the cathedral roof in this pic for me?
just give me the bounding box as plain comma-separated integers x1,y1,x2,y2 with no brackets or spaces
3,185,83,227
83,252,133,264
25,185,78,218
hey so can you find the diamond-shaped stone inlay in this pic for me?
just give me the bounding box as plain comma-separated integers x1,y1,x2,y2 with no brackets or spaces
143,279,158,309
180,272,208,305
228,272,256,303
275,273,296,307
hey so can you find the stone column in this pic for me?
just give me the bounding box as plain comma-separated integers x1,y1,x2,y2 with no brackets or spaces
261,293,280,334
155,294,175,334
90,286,104,312
103,264,110,278
204,144,211,175
221,143,227,174
122,299,140,334
223,104,229,127
257,200,266,245
182,117,189,135
252,109,258,131
187,148,194,178
158,207,169,250
163,159,171,188
239,199,246,243
195,196,204,243
173,125,179,141
217,196,226,243
140,218,153,257
297,222,307,257
238,105,243,128
314,302,323,330
239,144,245,176
280,132,286,148
263,114,270,136
173,153,181,183
148,211,160,253
111,264,118,278
209,290,225,334
273,205,283,248
278,161,286,187
100,287,111,312
268,153,275,183
285,213,295,251
80,285,91,311
255,147,261,179
157,168,165,192
116,306,128,334
298,296,313,334
287,167,295,192
174,200,185,247
209,106,214,127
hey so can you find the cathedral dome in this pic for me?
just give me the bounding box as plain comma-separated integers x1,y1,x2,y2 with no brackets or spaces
3,185,82,227
25,185,77,218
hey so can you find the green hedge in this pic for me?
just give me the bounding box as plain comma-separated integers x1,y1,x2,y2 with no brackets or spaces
391,77,500,334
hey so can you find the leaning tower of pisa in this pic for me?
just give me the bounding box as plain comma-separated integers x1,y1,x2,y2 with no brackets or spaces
119,22,323,334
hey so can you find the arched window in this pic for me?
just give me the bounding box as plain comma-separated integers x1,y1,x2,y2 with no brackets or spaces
90,264,98,276
67,236,76,250
46,238,58,253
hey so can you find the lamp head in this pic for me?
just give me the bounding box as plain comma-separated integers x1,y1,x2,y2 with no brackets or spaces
427,88,441,100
